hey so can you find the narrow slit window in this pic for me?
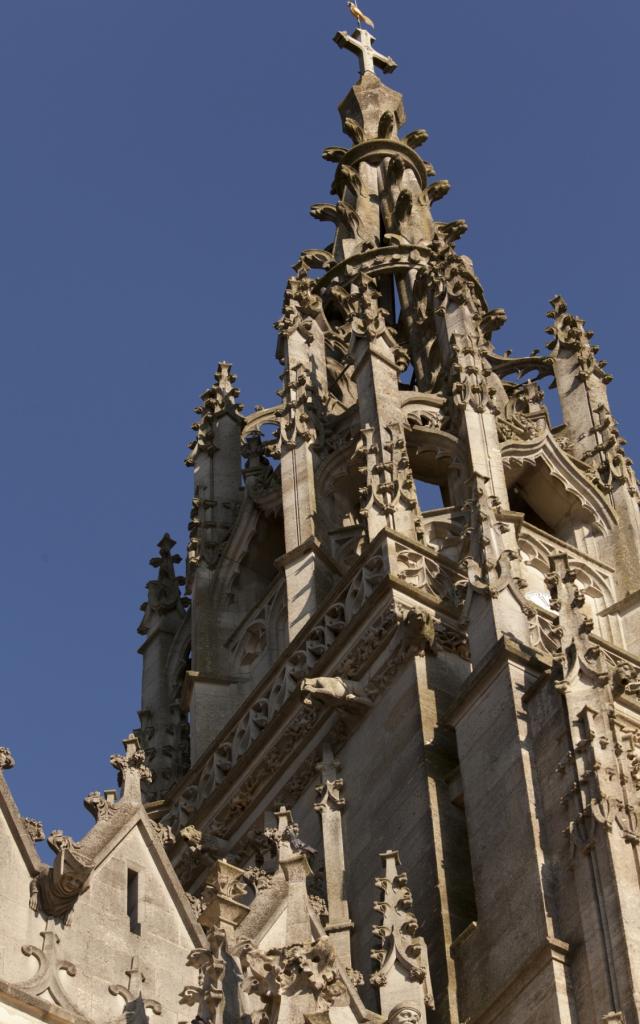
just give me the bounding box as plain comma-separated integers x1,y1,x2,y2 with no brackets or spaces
127,869,141,935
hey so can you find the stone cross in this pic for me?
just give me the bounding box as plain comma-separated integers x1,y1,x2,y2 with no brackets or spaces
333,28,398,77
109,956,162,1017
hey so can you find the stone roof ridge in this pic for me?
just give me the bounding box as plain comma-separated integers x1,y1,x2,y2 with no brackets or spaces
0,746,47,877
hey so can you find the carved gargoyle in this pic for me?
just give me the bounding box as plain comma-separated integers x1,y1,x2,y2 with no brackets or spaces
322,146,348,163
36,832,92,920
427,180,450,204
438,219,468,244
300,676,373,710
403,129,429,150
400,609,436,658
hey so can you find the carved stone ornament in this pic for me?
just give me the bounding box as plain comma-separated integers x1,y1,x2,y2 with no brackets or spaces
22,817,45,842
370,851,434,1013
199,859,250,936
277,365,318,451
400,609,436,658
457,473,528,608
150,820,176,846
387,1005,422,1024
161,551,390,831
242,430,278,501
110,733,153,799
497,379,549,442
333,26,398,77
356,421,421,532
262,806,317,861
109,957,162,1018
545,554,607,691
235,935,347,1020
180,932,226,1024
35,830,92,920
424,226,488,323
558,704,640,856
545,295,612,384
19,923,82,1014
242,866,274,895
174,824,221,883
301,676,373,711
448,330,497,416
138,533,188,636
275,272,323,341
83,789,117,822
186,362,244,466
0,746,15,770
612,662,640,698
579,402,639,499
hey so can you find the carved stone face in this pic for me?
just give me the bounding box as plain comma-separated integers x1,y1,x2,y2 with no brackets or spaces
388,1006,421,1024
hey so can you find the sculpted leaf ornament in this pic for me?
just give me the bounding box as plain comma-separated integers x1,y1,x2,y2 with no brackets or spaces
186,362,244,466
277,365,319,451
457,474,528,610
83,790,118,822
180,932,226,1024
22,818,45,842
370,851,434,1010
0,747,15,770
19,923,82,1014
110,734,153,800
544,554,608,691
545,295,612,384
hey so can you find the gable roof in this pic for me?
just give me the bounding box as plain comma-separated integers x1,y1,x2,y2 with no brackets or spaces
30,736,205,947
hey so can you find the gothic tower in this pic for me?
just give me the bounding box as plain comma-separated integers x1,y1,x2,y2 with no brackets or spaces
128,21,640,1023
132,20,640,1024
2,16,639,1024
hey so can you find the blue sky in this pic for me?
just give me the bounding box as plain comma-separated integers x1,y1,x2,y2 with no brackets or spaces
1,0,638,843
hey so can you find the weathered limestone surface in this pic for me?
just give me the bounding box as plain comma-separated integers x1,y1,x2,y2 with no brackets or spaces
0,741,204,1024
4,13,640,1024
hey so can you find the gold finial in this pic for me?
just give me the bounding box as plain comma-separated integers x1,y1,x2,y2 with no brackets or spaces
347,1,375,29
